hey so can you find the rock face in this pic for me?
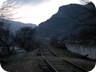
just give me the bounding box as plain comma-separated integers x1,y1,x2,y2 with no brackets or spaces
36,2,96,38
36,2,96,59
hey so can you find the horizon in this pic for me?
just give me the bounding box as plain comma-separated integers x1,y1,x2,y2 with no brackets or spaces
0,0,80,25
14,0,81,25
0,0,96,25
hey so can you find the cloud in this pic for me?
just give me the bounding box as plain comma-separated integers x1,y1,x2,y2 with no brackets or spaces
15,0,50,5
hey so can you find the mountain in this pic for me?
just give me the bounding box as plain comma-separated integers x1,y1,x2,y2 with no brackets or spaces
5,20,37,32
36,2,96,39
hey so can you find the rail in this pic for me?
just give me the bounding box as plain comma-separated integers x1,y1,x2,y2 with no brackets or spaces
49,49,88,72
40,48,58,72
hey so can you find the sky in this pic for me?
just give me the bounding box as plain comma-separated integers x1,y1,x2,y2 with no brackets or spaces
0,0,96,25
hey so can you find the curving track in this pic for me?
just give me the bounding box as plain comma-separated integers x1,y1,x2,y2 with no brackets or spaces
40,47,88,72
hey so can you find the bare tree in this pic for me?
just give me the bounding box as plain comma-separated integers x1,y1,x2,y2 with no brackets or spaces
0,0,19,20
0,24,16,56
80,0,91,5
16,27,35,51
0,0,19,56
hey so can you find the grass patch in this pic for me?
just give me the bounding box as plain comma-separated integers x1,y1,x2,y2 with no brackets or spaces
5,52,36,64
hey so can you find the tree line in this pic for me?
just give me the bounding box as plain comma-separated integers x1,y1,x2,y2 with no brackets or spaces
0,0,40,58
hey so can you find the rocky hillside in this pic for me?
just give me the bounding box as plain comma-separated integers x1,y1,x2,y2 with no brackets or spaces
36,2,96,40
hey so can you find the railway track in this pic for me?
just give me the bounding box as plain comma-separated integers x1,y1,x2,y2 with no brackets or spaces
40,47,88,72
40,48,58,72
49,49,88,72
